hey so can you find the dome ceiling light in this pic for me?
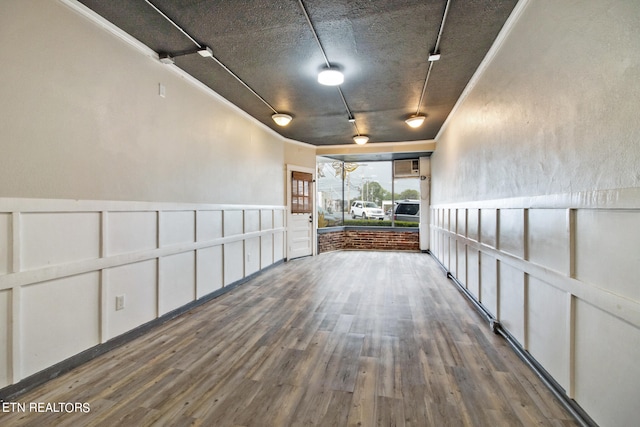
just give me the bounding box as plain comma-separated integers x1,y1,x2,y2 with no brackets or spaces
272,113,293,126
298,0,370,142
317,66,344,86
353,135,369,145
405,115,426,128
348,117,368,145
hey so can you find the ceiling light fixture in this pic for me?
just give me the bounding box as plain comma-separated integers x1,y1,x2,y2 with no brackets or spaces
318,66,344,86
406,0,451,129
353,135,369,145
299,0,359,140
272,113,293,126
405,115,426,128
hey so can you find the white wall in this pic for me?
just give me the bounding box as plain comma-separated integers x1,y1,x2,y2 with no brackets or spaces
430,1,640,426
0,0,313,389
0,0,301,205
432,0,640,205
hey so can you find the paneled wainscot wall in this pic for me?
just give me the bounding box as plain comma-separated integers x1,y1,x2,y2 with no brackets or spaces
430,191,640,427
0,198,285,389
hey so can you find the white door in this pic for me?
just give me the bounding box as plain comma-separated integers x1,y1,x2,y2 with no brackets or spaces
287,167,314,259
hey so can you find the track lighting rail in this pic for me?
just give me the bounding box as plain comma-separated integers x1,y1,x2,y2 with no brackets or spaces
144,0,281,117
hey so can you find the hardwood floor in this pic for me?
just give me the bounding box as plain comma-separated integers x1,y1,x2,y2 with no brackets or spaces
1,251,578,426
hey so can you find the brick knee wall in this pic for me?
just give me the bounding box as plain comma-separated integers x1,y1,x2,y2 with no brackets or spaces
318,230,346,252
318,229,419,253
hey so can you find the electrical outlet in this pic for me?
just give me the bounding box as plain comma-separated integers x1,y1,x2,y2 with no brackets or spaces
247,253,251,262
115,295,125,311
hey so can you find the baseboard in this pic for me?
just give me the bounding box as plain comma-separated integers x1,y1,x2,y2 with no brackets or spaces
426,251,597,427
0,259,284,401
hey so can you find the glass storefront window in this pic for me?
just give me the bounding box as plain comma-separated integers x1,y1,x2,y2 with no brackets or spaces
317,158,420,228
317,157,345,227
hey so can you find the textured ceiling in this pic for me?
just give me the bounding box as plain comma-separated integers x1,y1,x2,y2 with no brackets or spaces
78,0,518,146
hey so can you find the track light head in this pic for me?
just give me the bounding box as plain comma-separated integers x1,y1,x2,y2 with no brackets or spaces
197,46,213,57
159,53,175,64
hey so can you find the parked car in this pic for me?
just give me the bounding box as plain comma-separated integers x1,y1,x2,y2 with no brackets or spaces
394,200,420,222
350,200,384,220
318,207,339,226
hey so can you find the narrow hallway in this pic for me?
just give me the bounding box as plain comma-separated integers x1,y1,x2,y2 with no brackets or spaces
2,251,578,426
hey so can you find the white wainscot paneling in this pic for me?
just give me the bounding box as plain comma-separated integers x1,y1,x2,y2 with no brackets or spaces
443,233,450,270
498,262,525,345
245,210,260,234
0,289,9,387
479,252,498,316
107,211,157,256
457,208,466,236
0,213,10,274
527,277,569,390
261,210,273,230
196,210,222,242
196,246,223,297
499,209,524,259
456,242,467,286
22,272,100,377
528,209,568,274
574,300,640,427
105,260,157,339
260,234,273,269
451,209,458,234
429,230,436,256
443,208,450,231
273,231,284,262
429,233,434,253
159,252,195,315
433,219,440,255
224,210,244,237
224,241,244,285
449,238,458,277
21,212,100,270
245,237,260,276
161,211,195,247
575,210,640,301
274,209,284,229
467,208,479,241
480,209,497,248
466,248,479,298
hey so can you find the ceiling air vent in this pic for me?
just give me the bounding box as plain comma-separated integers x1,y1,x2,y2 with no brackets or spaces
394,159,420,178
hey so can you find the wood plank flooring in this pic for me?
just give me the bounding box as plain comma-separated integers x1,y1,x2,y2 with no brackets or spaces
1,251,578,426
